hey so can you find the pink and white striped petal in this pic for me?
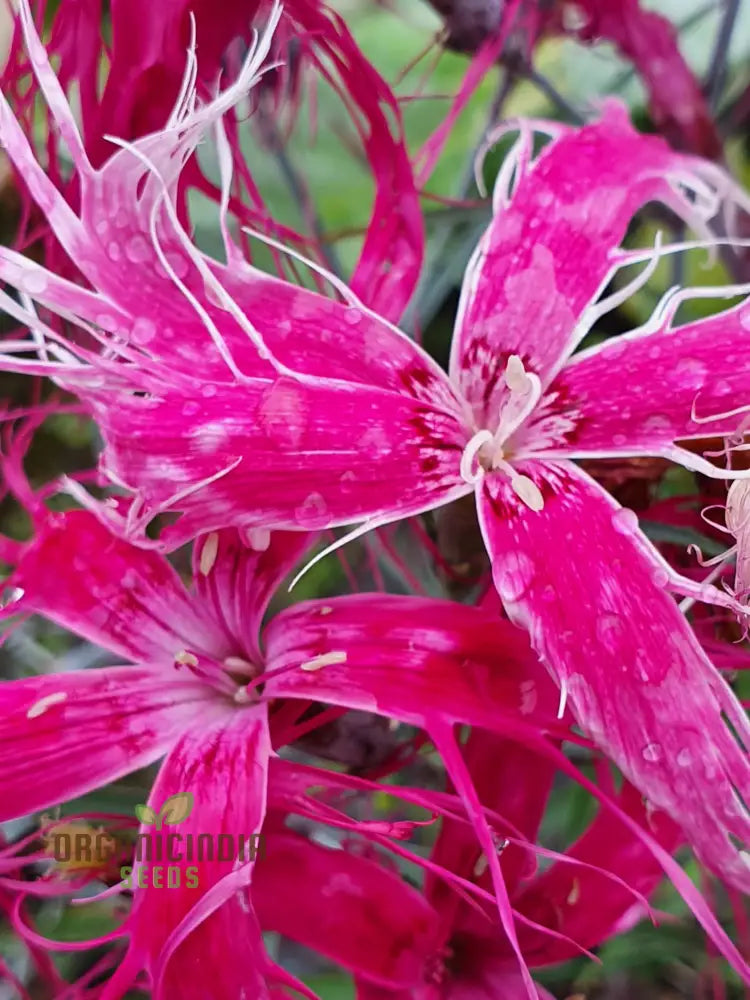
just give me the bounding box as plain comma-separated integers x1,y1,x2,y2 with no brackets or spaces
11,510,230,663
451,102,737,428
125,705,271,999
263,595,560,738
527,299,750,460
89,379,470,548
192,528,316,663
476,459,750,893
0,666,214,820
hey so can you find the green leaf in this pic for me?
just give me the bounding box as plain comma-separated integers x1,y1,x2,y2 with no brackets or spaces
158,792,194,827
134,803,157,825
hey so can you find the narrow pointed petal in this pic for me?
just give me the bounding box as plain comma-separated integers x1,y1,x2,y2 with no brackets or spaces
263,595,560,737
476,459,750,892
253,831,440,989
127,706,271,998
90,380,469,547
529,301,750,458
0,666,212,820
192,528,316,661
514,783,681,965
10,510,230,662
451,102,734,425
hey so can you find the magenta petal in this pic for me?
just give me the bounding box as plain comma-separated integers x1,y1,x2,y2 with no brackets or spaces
263,595,559,736
12,510,230,662
477,460,750,892
0,666,211,820
91,379,469,546
253,831,440,989
451,102,718,426
530,301,750,459
515,783,680,965
191,528,316,662
127,705,270,997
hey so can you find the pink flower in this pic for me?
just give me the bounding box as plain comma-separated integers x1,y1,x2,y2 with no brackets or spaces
0,506,564,996
2,14,750,904
3,0,750,944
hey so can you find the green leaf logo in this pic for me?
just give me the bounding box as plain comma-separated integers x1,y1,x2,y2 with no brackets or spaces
134,803,157,825
157,792,194,828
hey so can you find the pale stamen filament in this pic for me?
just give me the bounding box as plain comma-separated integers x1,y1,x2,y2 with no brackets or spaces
459,356,545,512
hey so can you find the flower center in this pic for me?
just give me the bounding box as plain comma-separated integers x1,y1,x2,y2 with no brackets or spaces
459,355,544,512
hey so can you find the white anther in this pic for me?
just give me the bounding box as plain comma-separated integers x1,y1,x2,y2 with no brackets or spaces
504,354,533,394
300,651,347,672
199,532,219,575
511,475,545,512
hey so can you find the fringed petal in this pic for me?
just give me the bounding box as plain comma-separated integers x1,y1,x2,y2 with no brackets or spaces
528,298,750,460
476,459,750,892
88,380,469,548
451,101,739,427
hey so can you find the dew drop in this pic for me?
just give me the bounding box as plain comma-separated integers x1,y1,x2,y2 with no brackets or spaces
108,241,122,262
676,747,692,768
595,612,625,648
131,318,157,345
166,252,189,279
643,413,672,435
651,565,669,588
612,433,627,447
295,492,328,527
182,400,200,417
125,235,151,264
19,269,48,295
642,742,663,763
344,307,363,326
674,357,706,389
494,552,536,603
257,379,308,448
201,384,218,398
612,507,639,535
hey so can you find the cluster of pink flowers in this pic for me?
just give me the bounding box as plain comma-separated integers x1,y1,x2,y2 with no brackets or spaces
1,1,750,997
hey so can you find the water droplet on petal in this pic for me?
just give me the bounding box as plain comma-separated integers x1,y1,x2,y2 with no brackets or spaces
493,552,536,603
166,252,189,279
676,748,692,767
258,379,308,448
740,309,750,332
674,357,706,389
651,565,669,588
643,414,672,436
344,307,362,326
182,400,200,417
19,270,48,295
595,612,625,649
132,318,157,345
612,507,639,535
295,492,328,527
612,433,627,447
108,241,122,261
201,384,218,398
125,235,151,264
642,742,663,763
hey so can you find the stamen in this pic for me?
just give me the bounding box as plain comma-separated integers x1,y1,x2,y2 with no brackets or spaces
26,691,67,718
174,650,198,667
199,532,219,575
299,651,347,672
504,354,533,394
511,475,544,512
